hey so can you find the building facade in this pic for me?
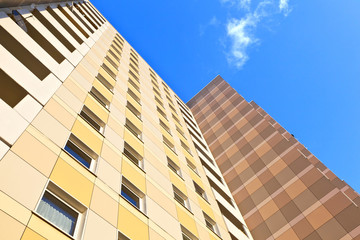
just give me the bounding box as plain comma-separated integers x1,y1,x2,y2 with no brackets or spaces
0,1,252,240
188,75,360,240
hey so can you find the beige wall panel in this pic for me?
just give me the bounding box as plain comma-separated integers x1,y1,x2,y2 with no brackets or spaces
0,210,25,240
147,198,182,239
44,98,76,130
90,186,118,226
0,190,31,225
146,181,177,218
63,78,88,103
96,158,121,194
55,85,84,114
144,149,169,182
106,115,124,137
149,227,166,240
83,210,117,240
100,140,122,172
11,131,57,177
103,126,124,152
0,151,47,210
0,139,9,160
32,110,70,147
71,64,95,87
145,163,173,197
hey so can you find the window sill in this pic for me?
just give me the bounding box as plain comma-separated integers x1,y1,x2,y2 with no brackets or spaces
62,150,97,177
174,200,193,215
33,211,76,240
119,194,149,219
206,226,222,239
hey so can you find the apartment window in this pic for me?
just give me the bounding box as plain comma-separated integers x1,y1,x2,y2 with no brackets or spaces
128,88,141,104
203,212,219,235
102,63,116,79
169,103,177,113
121,178,145,212
125,119,142,140
172,114,181,125
80,106,105,134
163,136,176,153
176,126,186,139
105,56,119,69
193,182,207,201
97,73,114,91
157,107,167,120
128,79,140,92
127,102,141,119
123,142,143,168
118,232,131,240
159,120,171,134
64,136,96,170
90,87,110,109
36,182,86,239
168,157,181,177
173,186,190,210
186,159,198,175
129,69,139,82
181,140,192,155
153,87,162,98
155,96,164,107
129,63,139,74
181,226,198,240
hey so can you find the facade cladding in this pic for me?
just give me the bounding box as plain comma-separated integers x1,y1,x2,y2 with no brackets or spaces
0,1,252,240
188,75,360,240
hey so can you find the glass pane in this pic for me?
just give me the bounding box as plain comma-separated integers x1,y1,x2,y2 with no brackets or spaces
37,192,78,236
121,185,139,208
64,142,91,168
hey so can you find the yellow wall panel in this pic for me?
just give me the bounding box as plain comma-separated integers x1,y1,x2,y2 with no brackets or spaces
93,79,113,103
125,108,143,131
176,205,198,237
190,170,204,189
128,83,141,97
197,196,215,220
209,232,222,240
21,227,46,240
177,132,188,146
126,94,142,113
110,46,121,59
161,128,174,146
0,190,31,225
84,95,109,123
165,146,179,166
72,117,104,155
124,128,144,156
103,58,118,76
50,158,94,207
183,149,194,164
158,113,169,126
98,67,116,87
129,70,140,80
27,215,72,240
106,52,119,67
118,201,149,240
169,171,187,195
122,156,146,193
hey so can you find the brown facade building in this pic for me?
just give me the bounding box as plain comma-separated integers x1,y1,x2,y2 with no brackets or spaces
187,75,360,240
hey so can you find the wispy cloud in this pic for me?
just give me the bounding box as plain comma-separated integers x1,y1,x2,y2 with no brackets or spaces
220,0,252,10
279,0,291,16
224,0,291,68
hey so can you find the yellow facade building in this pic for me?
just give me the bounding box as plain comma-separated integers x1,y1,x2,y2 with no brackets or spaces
0,1,252,240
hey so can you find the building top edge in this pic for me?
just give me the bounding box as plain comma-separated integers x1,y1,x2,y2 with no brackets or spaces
0,0,73,8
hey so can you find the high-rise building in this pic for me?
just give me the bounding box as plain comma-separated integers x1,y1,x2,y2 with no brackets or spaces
0,1,252,240
188,75,360,240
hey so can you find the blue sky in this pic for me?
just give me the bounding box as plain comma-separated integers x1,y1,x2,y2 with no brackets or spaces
92,0,360,192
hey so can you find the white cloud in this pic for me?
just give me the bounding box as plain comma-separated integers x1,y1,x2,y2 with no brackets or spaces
220,0,252,10
225,0,291,68
279,0,291,16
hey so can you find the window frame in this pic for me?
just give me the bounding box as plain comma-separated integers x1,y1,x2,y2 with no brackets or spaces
64,136,97,171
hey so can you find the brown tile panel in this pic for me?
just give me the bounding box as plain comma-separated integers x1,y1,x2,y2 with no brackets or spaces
188,76,360,239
